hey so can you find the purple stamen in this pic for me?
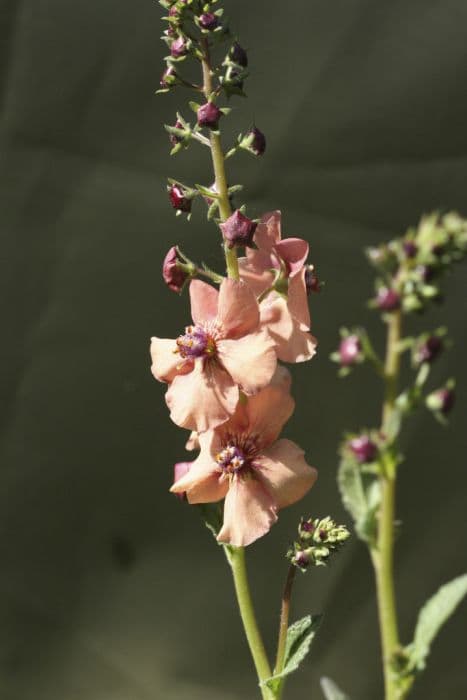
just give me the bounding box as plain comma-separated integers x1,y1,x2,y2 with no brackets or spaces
176,326,210,358
216,444,246,474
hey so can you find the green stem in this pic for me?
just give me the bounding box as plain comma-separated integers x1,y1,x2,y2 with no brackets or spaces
274,564,296,699
371,310,402,700
227,546,275,700
200,39,239,280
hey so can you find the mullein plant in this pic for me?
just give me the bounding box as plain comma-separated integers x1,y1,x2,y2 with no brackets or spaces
330,214,467,700
151,1,349,699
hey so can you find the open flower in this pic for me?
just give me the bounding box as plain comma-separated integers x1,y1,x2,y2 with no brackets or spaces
238,211,317,363
150,278,277,432
170,370,317,546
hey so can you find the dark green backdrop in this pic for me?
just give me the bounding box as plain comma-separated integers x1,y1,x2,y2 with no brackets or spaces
0,1,466,698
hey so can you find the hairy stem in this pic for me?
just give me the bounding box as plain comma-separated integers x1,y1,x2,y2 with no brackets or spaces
201,39,239,280
227,546,274,700
274,564,296,699
371,310,402,700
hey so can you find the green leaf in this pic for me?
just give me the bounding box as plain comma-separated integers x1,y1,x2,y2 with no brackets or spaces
320,677,350,700
264,614,322,693
338,454,381,546
406,573,467,671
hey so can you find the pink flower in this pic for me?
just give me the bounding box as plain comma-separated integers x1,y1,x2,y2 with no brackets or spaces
150,278,277,432
238,211,317,363
170,370,317,546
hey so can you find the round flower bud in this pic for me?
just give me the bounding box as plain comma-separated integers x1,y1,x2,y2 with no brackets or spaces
293,550,311,570
197,102,223,129
160,65,178,89
168,184,192,213
169,118,184,146
403,241,418,258
415,264,435,282
170,36,187,58
199,12,219,30
162,246,191,292
348,435,378,464
245,126,266,156
305,267,321,294
339,335,362,367
230,42,248,67
376,287,401,311
220,210,257,248
426,387,455,415
414,335,443,366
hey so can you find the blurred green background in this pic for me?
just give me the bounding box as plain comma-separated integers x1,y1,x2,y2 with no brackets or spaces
0,1,466,698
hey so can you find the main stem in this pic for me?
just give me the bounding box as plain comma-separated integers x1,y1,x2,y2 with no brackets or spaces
371,310,402,700
228,547,275,700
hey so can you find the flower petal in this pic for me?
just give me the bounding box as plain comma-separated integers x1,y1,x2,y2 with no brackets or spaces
260,296,317,363
217,279,260,338
243,381,295,448
275,238,309,277
150,337,192,383
288,270,311,328
217,475,277,546
255,439,317,509
171,449,228,504
238,251,276,297
166,359,239,432
189,279,219,325
217,330,277,395
254,210,282,250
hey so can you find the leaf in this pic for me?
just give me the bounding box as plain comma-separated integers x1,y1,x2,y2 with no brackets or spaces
264,614,322,693
338,455,381,546
320,677,350,700
406,573,467,671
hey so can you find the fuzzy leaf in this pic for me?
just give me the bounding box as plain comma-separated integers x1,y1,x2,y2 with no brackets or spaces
264,615,322,693
406,574,467,671
338,455,380,546
320,677,350,700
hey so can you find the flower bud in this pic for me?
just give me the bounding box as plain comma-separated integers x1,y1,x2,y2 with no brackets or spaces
414,335,443,366
168,184,192,213
415,264,435,282
304,267,321,294
288,516,350,570
197,102,223,129
170,36,187,58
298,518,315,542
199,12,219,30
376,287,401,311
426,387,455,415
348,435,378,463
338,335,362,367
168,118,184,146
403,241,418,258
160,65,179,89
162,246,192,292
241,126,266,156
220,210,257,248
230,42,248,67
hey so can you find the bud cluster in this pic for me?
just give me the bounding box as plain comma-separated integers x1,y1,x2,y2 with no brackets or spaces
287,516,350,571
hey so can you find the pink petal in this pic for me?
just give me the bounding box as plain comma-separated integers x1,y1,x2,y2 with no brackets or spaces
255,439,317,509
260,296,317,363
150,337,192,383
238,251,276,297
270,365,292,392
171,450,228,504
173,461,193,500
189,280,219,325
254,210,282,251
217,279,260,338
243,380,295,448
217,475,278,546
166,359,239,432
288,271,311,329
185,431,200,451
275,238,309,277
217,330,277,395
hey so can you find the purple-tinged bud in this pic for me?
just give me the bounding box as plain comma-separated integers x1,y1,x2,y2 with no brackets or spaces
246,126,266,156
414,336,443,366
293,550,311,570
339,335,362,367
173,461,192,501
348,435,378,464
170,36,187,58
376,287,401,311
199,12,219,30
168,118,184,146
220,210,257,248
426,387,455,415
415,264,435,282
305,267,321,294
431,242,446,257
403,241,418,258
162,246,191,292
197,102,223,129
160,65,178,89
168,184,192,213
230,42,248,67
168,5,180,17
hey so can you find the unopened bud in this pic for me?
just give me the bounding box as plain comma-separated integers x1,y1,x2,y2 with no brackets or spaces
170,36,187,58
197,102,223,129
339,335,362,367
414,335,443,366
288,516,350,570
376,287,401,311
168,118,184,146
426,386,455,415
240,126,266,156
220,210,257,248
162,246,193,292
230,42,248,67
168,183,192,213
199,12,219,30
403,241,418,258
160,65,179,89
348,435,378,463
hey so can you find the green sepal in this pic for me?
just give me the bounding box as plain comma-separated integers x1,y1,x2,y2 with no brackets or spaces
227,184,243,195
195,184,219,198
320,677,350,700
263,615,323,694
189,100,201,113
207,201,219,220
404,573,467,673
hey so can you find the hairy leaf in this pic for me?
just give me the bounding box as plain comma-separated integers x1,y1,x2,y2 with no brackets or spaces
320,677,350,700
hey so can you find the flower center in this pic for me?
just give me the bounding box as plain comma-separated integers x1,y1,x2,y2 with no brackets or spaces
176,325,216,359
216,444,247,474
